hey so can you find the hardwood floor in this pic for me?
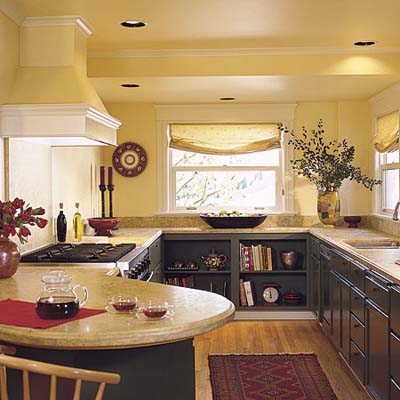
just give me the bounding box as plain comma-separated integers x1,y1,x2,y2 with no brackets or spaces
194,320,370,400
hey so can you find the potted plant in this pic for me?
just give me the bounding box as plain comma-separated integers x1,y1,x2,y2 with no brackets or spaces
0,198,48,278
279,120,381,225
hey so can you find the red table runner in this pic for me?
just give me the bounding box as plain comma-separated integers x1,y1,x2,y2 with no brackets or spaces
0,299,105,329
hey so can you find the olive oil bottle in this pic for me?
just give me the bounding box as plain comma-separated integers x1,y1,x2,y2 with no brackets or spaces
73,202,83,242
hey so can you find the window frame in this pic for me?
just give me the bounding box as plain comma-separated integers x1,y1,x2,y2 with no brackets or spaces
156,104,296,215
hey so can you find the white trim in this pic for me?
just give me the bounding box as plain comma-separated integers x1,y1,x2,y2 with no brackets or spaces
0,103,120,146
234,311,315,320
22,16,93,36
156,104,296,214
88,46,400,59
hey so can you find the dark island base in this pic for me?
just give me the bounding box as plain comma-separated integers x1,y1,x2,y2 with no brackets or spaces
7,339,195,400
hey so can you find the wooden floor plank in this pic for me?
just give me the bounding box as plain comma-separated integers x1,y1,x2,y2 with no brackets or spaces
194,320,370,400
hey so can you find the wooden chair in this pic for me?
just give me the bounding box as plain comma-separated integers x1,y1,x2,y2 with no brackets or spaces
0,345,120,400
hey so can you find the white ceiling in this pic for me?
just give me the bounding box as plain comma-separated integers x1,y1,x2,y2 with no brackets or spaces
10,0,400,103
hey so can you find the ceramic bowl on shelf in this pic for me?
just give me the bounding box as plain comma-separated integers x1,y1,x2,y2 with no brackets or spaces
200,213,267,229
88,217,119,236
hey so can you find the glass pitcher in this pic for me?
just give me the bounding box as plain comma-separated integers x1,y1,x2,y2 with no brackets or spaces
35,270,88,320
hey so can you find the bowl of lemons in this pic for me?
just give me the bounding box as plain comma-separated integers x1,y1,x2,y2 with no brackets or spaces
200,210,267,229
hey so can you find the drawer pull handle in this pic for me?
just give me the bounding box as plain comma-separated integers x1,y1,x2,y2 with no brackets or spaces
353,296,359,301
372,287,380,292
353,269,359,274
353,352,360,356
353,323,360,328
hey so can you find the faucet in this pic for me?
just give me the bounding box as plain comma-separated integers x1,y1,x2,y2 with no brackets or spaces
393,201,400,221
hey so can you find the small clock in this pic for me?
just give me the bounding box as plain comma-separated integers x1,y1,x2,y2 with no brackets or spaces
263,283,280,306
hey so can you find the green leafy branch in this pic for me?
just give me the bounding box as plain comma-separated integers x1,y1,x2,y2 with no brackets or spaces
279,120,381,192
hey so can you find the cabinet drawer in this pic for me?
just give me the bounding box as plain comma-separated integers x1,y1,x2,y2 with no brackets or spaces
365,274,390,314
351,287,365,323
350,341,365,384
349,261,366,291
391,332,400,384
331,250,351,280
391,378,400,400
350,313,365,352
311,238,319,257
391,286,400,334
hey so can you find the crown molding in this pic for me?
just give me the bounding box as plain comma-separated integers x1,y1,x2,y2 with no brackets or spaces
0,0,24,25
89,46,400,59
22,16,93,36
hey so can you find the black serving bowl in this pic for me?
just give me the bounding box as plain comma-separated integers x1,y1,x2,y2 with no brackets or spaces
200,214,267,229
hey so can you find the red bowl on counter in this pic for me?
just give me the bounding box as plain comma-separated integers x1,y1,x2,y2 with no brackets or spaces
88,218,119,237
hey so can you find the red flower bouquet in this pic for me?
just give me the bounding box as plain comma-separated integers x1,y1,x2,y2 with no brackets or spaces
0,198,48,244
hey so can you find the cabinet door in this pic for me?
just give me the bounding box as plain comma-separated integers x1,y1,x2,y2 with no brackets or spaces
331,271,341,350
366,300,389,400
341,278,351,361
311,255,320,320
321,256,332,335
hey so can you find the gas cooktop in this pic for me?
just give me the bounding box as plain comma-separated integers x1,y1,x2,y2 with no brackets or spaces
21,243,136,263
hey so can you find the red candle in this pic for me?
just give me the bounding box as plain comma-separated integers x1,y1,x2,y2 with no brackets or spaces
100,166,105,185
108,166,113,186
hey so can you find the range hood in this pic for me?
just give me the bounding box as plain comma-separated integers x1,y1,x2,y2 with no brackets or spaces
0,16,121,146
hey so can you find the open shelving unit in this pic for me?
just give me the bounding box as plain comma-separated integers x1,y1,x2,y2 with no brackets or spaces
162,233,310,312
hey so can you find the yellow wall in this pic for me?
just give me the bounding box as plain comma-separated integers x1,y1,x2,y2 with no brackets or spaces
103,103,158,217
0,10,18,105
106,101,374,217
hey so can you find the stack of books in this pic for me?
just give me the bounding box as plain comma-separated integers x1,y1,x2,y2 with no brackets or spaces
239,279,255,306
164,276,195,288
240,244,273,271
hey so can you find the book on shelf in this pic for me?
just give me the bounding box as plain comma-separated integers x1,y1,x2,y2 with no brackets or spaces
239,279,248,306
243,280,255,306
164,275,195,288
223,280,228,298
239,244,273,271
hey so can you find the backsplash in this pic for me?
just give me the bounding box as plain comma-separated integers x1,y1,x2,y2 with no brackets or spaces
367,215,400,237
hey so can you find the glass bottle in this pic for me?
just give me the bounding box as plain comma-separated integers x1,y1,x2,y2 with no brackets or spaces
56,202,67,242
73,202,83,242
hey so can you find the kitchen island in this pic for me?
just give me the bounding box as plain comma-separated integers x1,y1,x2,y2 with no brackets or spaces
0,266,235,399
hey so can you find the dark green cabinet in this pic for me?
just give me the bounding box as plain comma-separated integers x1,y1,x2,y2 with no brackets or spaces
320,244,332,335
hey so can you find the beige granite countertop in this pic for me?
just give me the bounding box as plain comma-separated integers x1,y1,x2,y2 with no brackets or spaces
0,266,234,350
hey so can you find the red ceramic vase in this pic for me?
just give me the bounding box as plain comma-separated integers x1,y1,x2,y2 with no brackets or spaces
0,236,20,278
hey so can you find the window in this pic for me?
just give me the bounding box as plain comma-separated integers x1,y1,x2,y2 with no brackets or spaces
156,104,296,214
170,147,282,212
374,110,400,214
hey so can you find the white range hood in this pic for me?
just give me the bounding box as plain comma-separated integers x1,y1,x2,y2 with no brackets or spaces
0,16,121,146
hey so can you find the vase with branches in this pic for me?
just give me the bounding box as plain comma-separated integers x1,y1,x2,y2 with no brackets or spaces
279,120,381,224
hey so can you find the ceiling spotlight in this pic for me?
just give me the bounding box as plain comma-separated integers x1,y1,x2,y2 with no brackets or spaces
121,84,140,88
353,41,376,46
219,97,235,101
120,20,147,28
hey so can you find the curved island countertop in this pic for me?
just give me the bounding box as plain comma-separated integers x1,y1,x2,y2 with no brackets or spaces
0,266,235,350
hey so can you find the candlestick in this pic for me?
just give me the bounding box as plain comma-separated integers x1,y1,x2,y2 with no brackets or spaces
99,184,107,218
100,166,105,186
107,184,115,218
108,166,113,186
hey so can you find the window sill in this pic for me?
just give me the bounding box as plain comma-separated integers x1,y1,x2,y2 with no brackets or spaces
369,213,398,222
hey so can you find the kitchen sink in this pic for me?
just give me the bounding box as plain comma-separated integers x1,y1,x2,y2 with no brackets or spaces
344,239,400,249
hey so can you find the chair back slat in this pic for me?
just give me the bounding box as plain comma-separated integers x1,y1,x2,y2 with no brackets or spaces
0,353,120,400
73,379,81,400
22,370,30,400
49,375,56,400
94,382,106,400
0,365,8,400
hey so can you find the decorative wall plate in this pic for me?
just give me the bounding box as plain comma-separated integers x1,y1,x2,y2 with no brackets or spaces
112,142,147,177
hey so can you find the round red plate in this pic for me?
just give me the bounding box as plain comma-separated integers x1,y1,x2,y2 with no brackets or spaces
112,142,147,177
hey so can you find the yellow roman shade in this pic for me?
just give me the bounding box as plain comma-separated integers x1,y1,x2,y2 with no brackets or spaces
169,123,281,155
374,111,399,153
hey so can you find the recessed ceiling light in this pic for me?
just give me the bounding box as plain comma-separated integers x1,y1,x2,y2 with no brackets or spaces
120,20,147,28
219,97,235,101
353,40,376,46
121,84,140,88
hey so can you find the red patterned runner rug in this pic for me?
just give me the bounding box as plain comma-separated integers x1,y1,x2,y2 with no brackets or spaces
209,353,338,400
